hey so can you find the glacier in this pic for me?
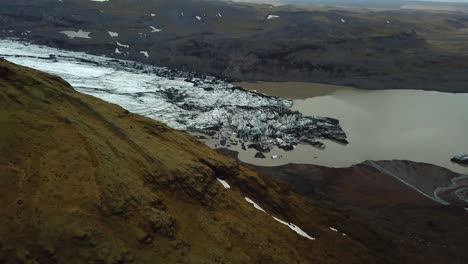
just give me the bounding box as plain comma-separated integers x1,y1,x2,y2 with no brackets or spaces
0,39,347,151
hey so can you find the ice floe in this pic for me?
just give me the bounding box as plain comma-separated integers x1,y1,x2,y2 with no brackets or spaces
60,30,91,39
217,178,231,189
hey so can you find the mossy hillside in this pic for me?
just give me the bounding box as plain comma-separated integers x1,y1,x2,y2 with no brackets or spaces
0,59,379,263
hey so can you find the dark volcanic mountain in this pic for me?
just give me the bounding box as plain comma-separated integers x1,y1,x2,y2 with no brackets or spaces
1,0,468,92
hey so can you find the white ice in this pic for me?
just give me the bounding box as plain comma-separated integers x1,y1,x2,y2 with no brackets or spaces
272,217,315,240
245,197,267,213
139,51,149,58
60,30,91,39
217,178,231,189
108,31,119,37
116,41,129,48
150,26,162,33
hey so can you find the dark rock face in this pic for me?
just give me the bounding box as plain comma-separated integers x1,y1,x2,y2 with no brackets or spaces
451,153,468,165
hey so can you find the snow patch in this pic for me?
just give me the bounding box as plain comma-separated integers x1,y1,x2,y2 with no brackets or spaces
217,178,230,189
139,51,149,58
114,48,121,54
267,15,279,20
150,26,162,33
60,30,91,39
245,197,266,213
116,41,129,48
195,16,202,21
108,31,118,38
272,217,315,240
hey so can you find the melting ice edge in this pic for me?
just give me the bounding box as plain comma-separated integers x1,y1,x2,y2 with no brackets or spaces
0,39,347,152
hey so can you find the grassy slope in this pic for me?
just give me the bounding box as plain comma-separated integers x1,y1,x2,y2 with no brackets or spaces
0,59,385,263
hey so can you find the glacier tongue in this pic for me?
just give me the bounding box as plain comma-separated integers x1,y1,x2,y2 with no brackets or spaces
0,39,347,151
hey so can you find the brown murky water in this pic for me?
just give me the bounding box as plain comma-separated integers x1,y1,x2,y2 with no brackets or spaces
210,82,468,174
